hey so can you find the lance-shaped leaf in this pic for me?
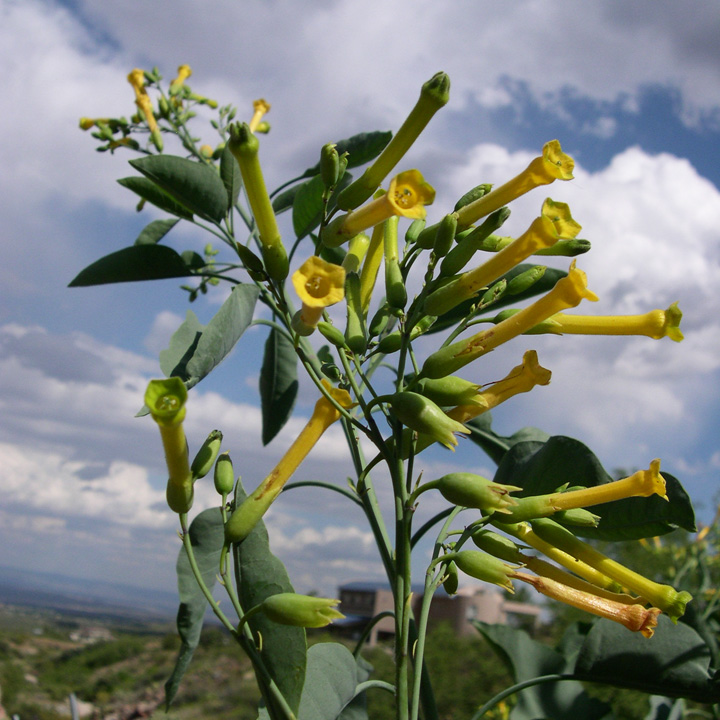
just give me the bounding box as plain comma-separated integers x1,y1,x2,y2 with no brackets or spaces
493,435,696,540
234,478,307,716
574,616,720,703
220,143,242,210
158,284,259,391
130,155,229,223
259,328,298,445
134,218,180,245
165,508,225,709
292,173,352,240
117,176,194,219
69,245,195,286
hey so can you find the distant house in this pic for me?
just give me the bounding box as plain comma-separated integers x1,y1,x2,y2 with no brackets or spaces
336,581,541,646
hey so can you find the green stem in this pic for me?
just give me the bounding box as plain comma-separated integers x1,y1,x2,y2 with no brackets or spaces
283,479,363,507
410,508,454,548
354,680,397,697
470,674,576,720
352,611,395,657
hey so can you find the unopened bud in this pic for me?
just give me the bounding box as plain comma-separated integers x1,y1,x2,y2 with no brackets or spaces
191,429,223,480
213,452,235,496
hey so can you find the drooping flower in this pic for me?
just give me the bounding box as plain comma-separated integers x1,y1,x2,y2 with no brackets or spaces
127,68,162,150
323,170,435,247
513,572,661,638
170,64,192,92
421,261,598,379
291,256,346,335
529,518,692,622
225,381,354,543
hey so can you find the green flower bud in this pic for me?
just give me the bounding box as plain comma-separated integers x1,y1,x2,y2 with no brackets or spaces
261,593,345,628
344,272,367,354
317,321,346,348
415,376,482,407
213,451,235,496
506,265,546,295
453,550,516,592
432,213,458,257
443,560,459,595
435,473,521,513
471,530,525,564
405,218,426,244
440,211,506,276
388,392,469,450
320,143,340,189
191,429,223,480
554,508,601,528
368,302,393,338
454,183,493,212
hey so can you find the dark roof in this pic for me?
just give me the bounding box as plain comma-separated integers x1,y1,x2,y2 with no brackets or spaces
339,580,425,593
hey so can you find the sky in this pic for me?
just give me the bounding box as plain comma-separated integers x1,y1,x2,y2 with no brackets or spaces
2,0,720,606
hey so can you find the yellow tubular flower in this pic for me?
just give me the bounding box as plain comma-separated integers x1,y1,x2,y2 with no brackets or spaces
291,256,346,335
225,381,354,543
503,459,668,523
322,170,435,247
127,68,161,150
541,198,582,239
170,64,192,91
542,302,683,341
249,98,271,133
529,518,692,622
455,140,575,230
421,261,598,379
497,521,623,592
425,214,561,316
342,233,371,274
513,572,661,638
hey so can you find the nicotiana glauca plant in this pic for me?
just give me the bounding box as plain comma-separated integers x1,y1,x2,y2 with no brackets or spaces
74,65,720,720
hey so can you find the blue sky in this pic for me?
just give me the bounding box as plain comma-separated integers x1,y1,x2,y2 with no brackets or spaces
2,0,720,600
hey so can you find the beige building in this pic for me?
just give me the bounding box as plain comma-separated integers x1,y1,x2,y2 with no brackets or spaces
336,582,542,646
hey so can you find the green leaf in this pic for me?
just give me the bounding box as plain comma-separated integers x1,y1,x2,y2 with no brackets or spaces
300,130,393,178
68,245,195,286
574,616,720,703
425,265,567,336
184,284,259,387
165,508,225,710
234,478,306,716
465,413,550,465
134,218,180,245
181,250,206,271
292,173,352,240
493,436,696,540
159,309,204,380
474,621,610,720
129,155,229,223
220,143,242,210
258,643,362,720
337,655,372,720
272,184,301,215
259,328,299,445
157,285,259,391
117,176,194,219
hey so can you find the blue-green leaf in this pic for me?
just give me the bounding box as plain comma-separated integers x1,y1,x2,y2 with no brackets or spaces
465,413,550,465
165,508,225,710
260,328,298,445
134,218,180,245
574,616,720,703
292,173,352,240
130,155,228,223
474,621,610,720
234,478,306,716
68,245,195,286
493,436,696,540
117,176,194,219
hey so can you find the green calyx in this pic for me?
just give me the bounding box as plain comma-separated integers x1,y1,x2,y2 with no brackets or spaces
145,378,187,426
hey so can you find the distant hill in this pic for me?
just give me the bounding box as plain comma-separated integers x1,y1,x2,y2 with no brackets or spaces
0,564,180,621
